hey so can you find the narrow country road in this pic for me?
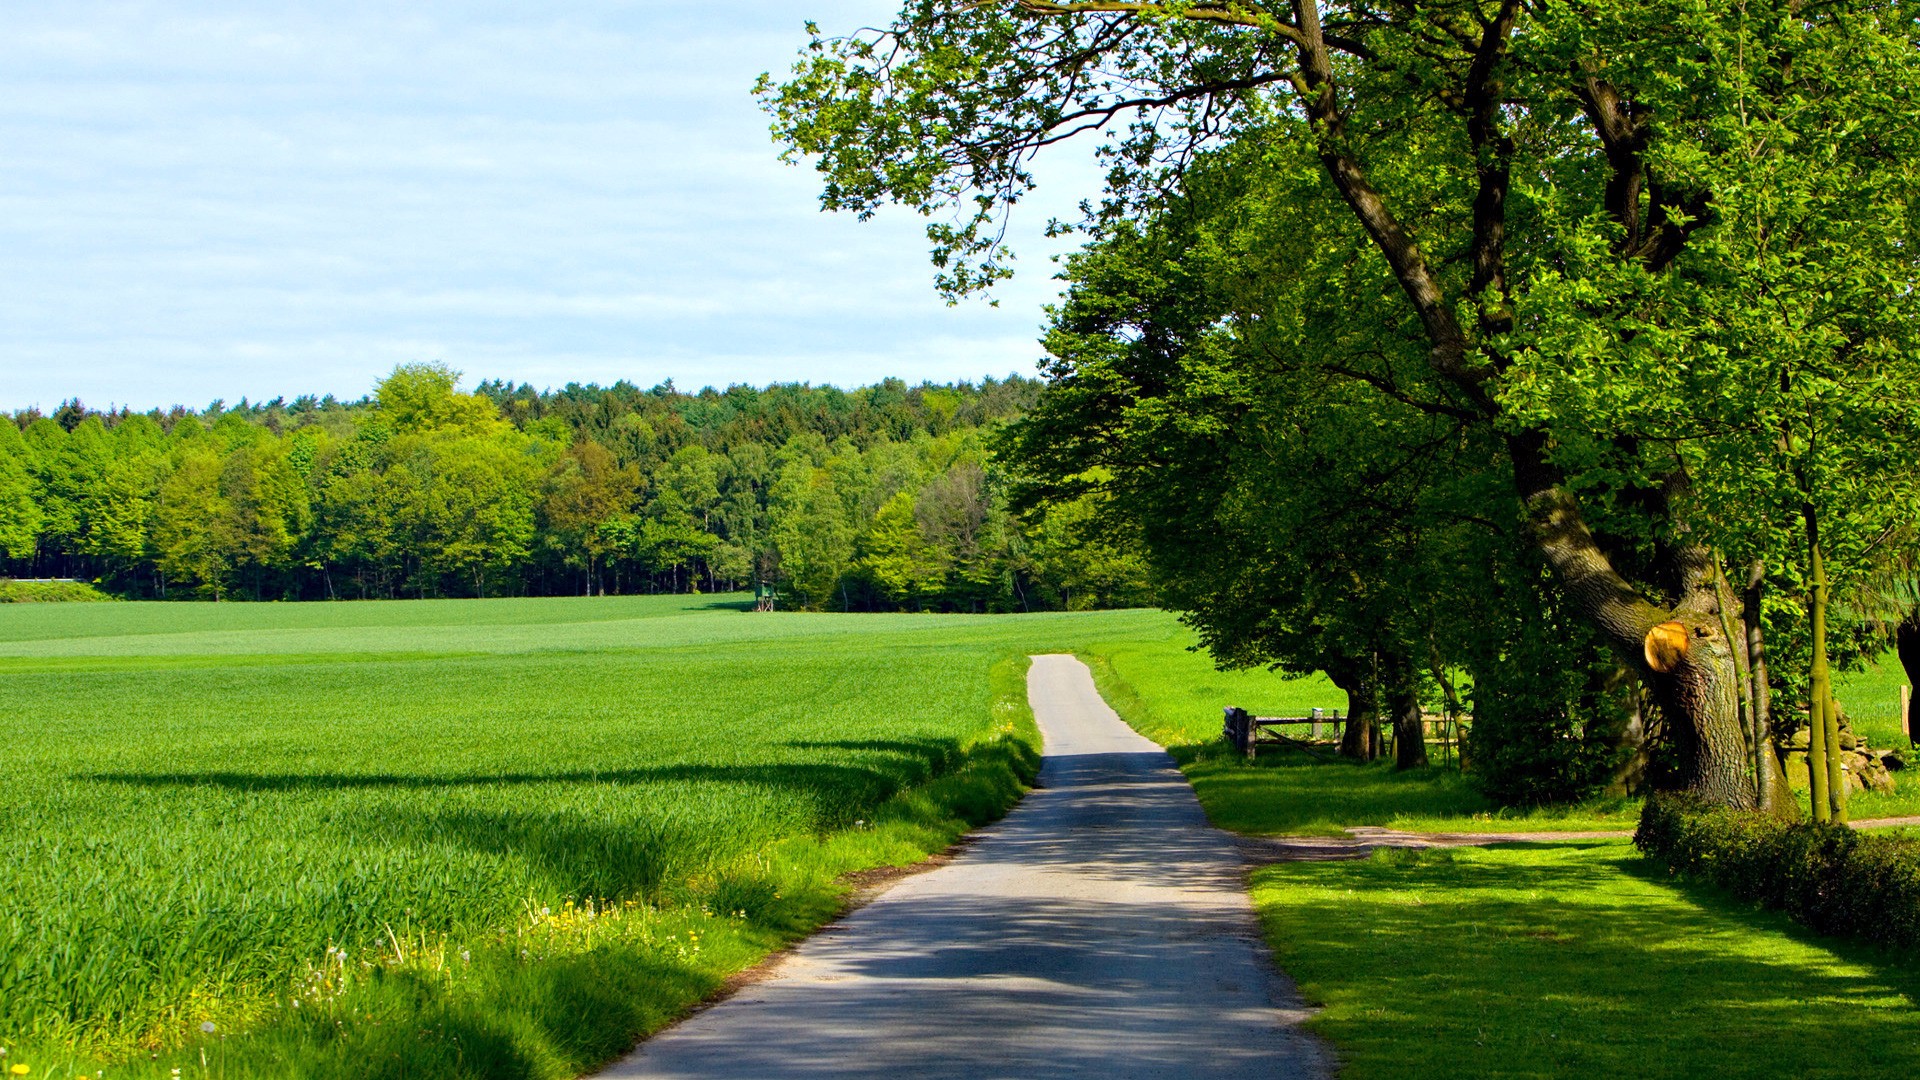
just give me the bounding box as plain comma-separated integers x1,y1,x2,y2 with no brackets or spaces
602,654,1329,1080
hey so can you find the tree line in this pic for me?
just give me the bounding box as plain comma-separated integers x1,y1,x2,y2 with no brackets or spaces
765,0,1920,810
0,367,1151,611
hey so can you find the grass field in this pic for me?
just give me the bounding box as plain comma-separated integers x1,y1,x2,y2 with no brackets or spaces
0,595,1190,1079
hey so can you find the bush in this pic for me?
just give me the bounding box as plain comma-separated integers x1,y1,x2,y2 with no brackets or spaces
1636,795,1920,950
0,578,115,602
1466,633,1630,806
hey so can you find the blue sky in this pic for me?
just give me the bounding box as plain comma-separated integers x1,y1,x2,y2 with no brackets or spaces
0,2,1097,412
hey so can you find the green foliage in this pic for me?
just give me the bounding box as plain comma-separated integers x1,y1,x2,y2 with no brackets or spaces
1637,795,1920,951
0,579,114,603
7,372,1138,610
0,595,1172,1076
1462,572,1636,806
0,421,42,559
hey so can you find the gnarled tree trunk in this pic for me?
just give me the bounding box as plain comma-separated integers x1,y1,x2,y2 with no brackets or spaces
1331,662,1381,761
1382,655,1428,770
1512,436,1761,808
1285,0,1773,808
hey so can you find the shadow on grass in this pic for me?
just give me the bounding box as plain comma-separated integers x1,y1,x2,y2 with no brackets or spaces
1265,842,1920,1079
694,597,758,613
1174,744,1486,835
81,737,967,795
185,935,724,1080
1173,743,1641,836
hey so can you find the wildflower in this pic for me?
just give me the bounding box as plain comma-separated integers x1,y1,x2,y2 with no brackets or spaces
8,1065,27,1076
459,949,471,963
201,1021,216,1034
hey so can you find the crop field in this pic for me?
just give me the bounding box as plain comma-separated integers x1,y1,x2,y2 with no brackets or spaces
2,595,1295,1079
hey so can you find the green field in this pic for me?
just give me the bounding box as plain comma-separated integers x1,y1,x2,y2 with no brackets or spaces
0,595,1228,1078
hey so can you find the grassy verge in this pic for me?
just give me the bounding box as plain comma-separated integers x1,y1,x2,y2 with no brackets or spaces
0,579,114,602
1085,640,1920,832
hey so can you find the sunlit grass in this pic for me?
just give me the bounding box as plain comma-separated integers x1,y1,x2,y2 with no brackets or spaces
1255,842,1920,1080
1087,640,1920,833
1081,645,1640,834
1838,651,1913,750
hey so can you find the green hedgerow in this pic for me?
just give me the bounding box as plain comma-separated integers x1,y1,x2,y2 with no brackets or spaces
1636,795,1920,950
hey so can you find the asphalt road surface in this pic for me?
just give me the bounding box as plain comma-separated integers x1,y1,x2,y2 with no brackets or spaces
602,653,1329,1080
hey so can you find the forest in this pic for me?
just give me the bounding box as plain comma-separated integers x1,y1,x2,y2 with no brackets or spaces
0,367,1149,611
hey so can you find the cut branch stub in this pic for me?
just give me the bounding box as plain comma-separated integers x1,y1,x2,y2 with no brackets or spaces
1644,621,1690,673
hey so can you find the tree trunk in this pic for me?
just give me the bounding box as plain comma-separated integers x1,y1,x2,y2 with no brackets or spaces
1331,664,1381,761
1898,608,1920,744
1383,656,1428,770
1506,433,1756,806
1806,519,1839,821
1599,681,1649,797
1742,562,1797,818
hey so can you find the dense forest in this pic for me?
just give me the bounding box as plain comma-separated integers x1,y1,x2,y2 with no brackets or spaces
0,365,1150,610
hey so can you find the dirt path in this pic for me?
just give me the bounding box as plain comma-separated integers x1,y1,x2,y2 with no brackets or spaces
600,654,1330,1080
1238,815,1920,865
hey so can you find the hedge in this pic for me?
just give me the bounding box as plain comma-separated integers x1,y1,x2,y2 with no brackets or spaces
1636,795,1920,950
0,579,115,602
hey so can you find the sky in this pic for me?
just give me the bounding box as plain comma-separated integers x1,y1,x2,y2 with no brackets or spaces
0,2,1101,413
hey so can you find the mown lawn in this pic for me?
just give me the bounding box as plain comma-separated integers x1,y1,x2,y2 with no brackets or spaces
1254,842,1920,1080
0,595,1179,1079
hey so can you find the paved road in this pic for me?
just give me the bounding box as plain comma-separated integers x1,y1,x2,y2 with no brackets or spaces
602,653,1328,1080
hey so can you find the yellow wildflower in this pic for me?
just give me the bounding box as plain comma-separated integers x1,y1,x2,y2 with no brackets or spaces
9,1064,29,1075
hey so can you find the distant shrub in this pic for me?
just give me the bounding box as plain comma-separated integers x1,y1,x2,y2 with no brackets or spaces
1636,795,1920,950
0,579,115,603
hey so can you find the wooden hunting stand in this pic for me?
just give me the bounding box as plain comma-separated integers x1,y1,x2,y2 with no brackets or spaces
754,581,777,612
